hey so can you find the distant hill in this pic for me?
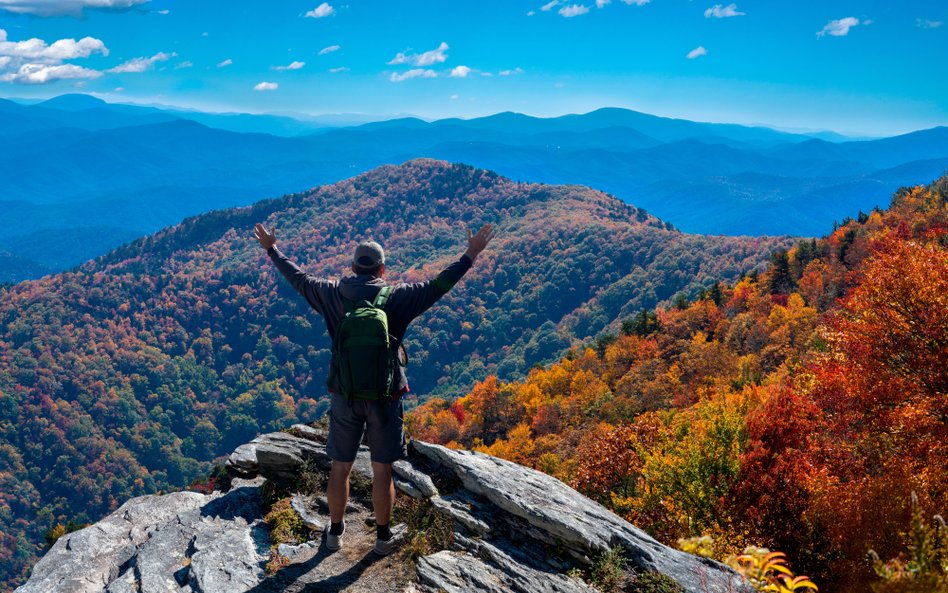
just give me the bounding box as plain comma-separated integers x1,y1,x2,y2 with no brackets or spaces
2,94,946,281
0,160,791,588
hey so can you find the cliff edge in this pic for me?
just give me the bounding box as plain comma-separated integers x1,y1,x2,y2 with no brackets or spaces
16,427,751,593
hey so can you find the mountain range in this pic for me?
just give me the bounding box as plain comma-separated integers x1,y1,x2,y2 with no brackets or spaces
0,160,791,588
2,94,946,282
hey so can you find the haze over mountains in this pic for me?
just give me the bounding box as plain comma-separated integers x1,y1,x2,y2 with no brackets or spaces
2,93,947,282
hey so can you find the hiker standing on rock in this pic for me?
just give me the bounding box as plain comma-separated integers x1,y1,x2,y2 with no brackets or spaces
253,222,495,555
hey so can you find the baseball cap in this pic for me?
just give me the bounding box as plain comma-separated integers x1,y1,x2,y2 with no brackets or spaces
353,240,385,269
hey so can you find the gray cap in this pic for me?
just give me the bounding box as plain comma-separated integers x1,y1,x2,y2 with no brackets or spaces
353,240,385,269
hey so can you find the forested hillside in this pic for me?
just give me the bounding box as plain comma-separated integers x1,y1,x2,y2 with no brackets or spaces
0,160,789,589
408,175,948,592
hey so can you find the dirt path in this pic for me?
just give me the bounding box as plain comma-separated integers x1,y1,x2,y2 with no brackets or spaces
248,491,416,593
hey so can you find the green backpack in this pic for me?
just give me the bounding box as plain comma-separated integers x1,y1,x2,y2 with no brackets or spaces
334,286,398,401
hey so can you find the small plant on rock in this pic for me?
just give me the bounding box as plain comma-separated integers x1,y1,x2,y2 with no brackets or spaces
590,546,627,593
393,495,453,559
630,571,686,593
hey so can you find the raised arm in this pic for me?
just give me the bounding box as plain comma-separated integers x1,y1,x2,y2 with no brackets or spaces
253,222,333,315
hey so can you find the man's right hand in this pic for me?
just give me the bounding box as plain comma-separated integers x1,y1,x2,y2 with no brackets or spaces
254,223,276,251
464,223,496,263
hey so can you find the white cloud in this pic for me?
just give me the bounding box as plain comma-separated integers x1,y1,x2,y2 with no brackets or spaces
450,93,459,100
817,17,859,37
253,81,278,91
274,60,305,71
0,29,109,62
328,66,348,73
621,0,650,5
114,86,124,91
687,46,707,59
216,58,232,68
304,2,333,18
107,51,173,73
499,67,524,76
388,41,449,67
0,29,108,84
527,10,535,16
704,3,744,18
175,60,193,69
319,44,340,55
596,0,610,7
155,8,168,14
559,4,589,17
1,62,101,83
540,0,558,11
917,18,943,29
389,68,437,82
450,65,471,78
0,0,147,17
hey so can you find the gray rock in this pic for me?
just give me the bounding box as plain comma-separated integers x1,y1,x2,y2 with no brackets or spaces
136,520,195,593
411,440,751,593
417,547,596,593
288,423,325,442
225,431,374,485
291,494,323,530
276,541,319,560
393,459,439,498
15,491,207,593
189,516,265,593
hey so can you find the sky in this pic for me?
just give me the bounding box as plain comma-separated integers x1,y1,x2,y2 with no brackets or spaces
0,0,945,136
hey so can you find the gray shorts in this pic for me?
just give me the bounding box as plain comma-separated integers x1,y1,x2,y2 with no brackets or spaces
326,393,407,464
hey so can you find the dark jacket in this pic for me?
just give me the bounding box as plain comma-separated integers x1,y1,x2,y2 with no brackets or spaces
267,245,473,395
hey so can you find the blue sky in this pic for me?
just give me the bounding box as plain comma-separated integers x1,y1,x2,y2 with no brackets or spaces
0,0,945,135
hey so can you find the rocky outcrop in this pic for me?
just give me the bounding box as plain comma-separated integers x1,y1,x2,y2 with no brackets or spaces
16,482,268,593
17,427,751,593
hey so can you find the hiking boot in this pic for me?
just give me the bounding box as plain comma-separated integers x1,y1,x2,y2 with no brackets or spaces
372,523,407,556
325,521,345,551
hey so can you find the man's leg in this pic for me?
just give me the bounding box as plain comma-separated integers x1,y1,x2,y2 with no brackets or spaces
328,460,353,523
371,461,395,526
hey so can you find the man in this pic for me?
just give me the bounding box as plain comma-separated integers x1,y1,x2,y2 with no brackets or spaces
252,221,494,555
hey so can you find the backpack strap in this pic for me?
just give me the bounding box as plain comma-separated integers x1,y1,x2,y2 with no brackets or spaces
373,285,391,308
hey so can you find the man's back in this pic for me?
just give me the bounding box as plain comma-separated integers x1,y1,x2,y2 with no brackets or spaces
264,246,473,395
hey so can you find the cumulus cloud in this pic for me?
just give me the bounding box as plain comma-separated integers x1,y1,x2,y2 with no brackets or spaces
319,44,340,55
304,2,333,18
1,62,102,83
917,18,943,29
559,4,589,17
687,46,707,59
254,81,278,91
596,0,609,6
540,0,558,10
817,17,859,37
0,30,109,62
274,60,305,71
216,58,232,68
388,41,448,67
389,68,437,82
0,28,108,84
704,3,744,18
107,51,173,73
499,67,524,76
450,65,471,78
0,0,147,17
